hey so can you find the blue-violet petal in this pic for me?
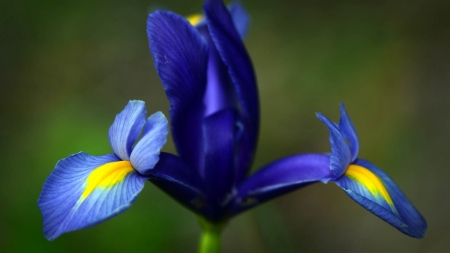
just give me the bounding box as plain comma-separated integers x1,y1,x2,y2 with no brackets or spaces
38,152,146,241
338,103,359,162
204,0,259,184
147,11,209,170
317,112,351,178
334,159,427,238
232,154,332,216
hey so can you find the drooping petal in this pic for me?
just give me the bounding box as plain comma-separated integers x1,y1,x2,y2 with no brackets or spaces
339,103,359,162
228,1,250,39
147,11,208,170
334,159,427,238
130,112,168,175
108,100,146,160
204,0,259,183
38,152,146,241
202,109,235,207
232,154,332,216
150,152,207,216
317,112,351,178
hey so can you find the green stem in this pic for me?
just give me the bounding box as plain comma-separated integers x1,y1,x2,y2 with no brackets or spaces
197,216,225,253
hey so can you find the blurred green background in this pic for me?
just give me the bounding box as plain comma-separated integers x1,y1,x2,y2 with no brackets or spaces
1,0,449,252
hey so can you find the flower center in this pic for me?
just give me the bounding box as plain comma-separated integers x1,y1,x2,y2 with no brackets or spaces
187,14,203,26
345,164,397,212
81,161,135,200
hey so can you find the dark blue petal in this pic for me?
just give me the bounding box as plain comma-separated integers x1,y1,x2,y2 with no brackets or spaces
232,154,332,216
147,11,208,170
150,152,207,215
130,112,168,175
204,0,259,183
202,109,235,207
108,100,146,160
339,103,359,162
203,35,238,117
334,159,427,238
228,2,250,39
38,153,146,241
316,112,351,178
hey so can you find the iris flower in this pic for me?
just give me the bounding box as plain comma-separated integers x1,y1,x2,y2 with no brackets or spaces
38,0,426,250
235,104,427,239
38,101,169,240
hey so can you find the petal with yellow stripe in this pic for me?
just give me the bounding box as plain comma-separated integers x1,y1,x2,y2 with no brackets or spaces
38,152,146,241
334,159,427,238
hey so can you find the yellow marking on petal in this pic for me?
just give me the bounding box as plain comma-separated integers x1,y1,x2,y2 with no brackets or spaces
81,161,134,200
345,164,395,208
187,14,203,26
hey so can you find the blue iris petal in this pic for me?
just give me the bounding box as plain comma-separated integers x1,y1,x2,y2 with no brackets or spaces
232,154,332,215
151,152,207,215
130,111,168,175
204,0,259,184
202,31,238,117
202,109,236,210
228,1,250,39
147,11,209,171
316,112,352,178
338,103,359,162
38,153,146,241
108,100,146,160
334,159,427,238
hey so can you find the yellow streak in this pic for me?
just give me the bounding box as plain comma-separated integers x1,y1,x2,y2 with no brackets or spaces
186,14,203,26
81,161,134,200
345,164,394,206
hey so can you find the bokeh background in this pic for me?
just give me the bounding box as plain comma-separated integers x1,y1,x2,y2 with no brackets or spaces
2,0,449,252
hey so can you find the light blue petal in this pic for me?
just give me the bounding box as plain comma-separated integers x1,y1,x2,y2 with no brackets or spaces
334,159,427,238
228,2,250,39
38,152,146,241
130,112,169,175
108,101,146,160
339,103,359,162
316,112,351,178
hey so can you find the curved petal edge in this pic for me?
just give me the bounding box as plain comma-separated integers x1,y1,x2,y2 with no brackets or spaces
317,112,351,177
38,152,146,240
232,154,332,216
108,100,147,160
338,103,359,162
334,159,427,238
130,111,169,175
